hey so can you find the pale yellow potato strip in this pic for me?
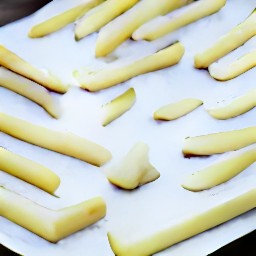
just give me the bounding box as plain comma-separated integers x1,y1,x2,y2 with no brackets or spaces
29,0,103,38
0,147,60,194
209,49,256,81
105,142,160,190
0,113,112,167
108,188,256,255
0,67,60,118
194,9,256,68
154,98,202,121
0,45,68,93
183,127,256,156
75,42,184,91
75,0,139,40
133,0,226,41
207,89,256,119
0,187,106,242
102,88,136,126
95,0,192,57
182,148,256,191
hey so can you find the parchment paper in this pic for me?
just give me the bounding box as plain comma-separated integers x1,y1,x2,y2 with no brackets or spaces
0,0,256,255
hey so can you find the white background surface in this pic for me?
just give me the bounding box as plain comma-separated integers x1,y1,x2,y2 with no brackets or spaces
0,0,256,255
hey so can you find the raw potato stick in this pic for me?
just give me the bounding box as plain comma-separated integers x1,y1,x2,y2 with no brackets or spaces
0,187,106,243
182,147,256,191
207,89,256,119
194,9,256,68
95,0,192,57
0,113,112,167
154,98,202,121
0,147,60,194
0,45,68,93
75,42,185,91
0,67,60,118
108,188,256,255
209,49,256,81
105,142,160,190
28,0,104,38
183,127,256,156
75,0,139,40
133,0,226,41
101,88,136,126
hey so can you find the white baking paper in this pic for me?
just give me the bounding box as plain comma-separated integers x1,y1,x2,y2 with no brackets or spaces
0,0,256,255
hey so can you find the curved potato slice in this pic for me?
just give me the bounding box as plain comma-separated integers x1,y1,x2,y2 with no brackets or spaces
105,142,160,190
102,88,136,126
0,67,60,118
183,127,256,156
0,147,60,194
0,113,112,167
194,9,256,68
0,187,106,243
75,42,184,91
154,98,202,121
133,0,226,41
28,0,103,38
207,89,256,119
209,49,256,80
182,147,256,191
95,0,192,57
75,0,139,40
0,45,68,93
108,188,256,255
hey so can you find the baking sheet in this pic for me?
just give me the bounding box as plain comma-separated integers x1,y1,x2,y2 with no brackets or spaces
0,0,256,255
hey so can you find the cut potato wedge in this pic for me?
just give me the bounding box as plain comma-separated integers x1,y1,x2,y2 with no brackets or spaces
207,89,256,119
0,147,60,194
95,0,192,57
75,42,184,91
29,0,103,38
102,88,136,126
75,0,139,40
182,147,256,191
154,98,202,121
183,127,256,156
0,113,112,167
209,49,256,80
133,0,226,41
0,187,106,243
194,9,256,68
0,67,60,118
108,188,256,255
105,142,160,190
0,45,68,93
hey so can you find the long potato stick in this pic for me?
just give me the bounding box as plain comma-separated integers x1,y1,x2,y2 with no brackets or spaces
0,67,60,118
182,147,256,191
0,147,60,194
0,187,106,243
75,0,139,40
194,9,256,68
207,89,256,119
95,0,192,57
153,98,202,121
75,42,184,91
183,127,256,156
209,49,256,81
0,45,68,93
28,0,103,38
133,0,226,41
108,188,256,255
0,113,112,167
